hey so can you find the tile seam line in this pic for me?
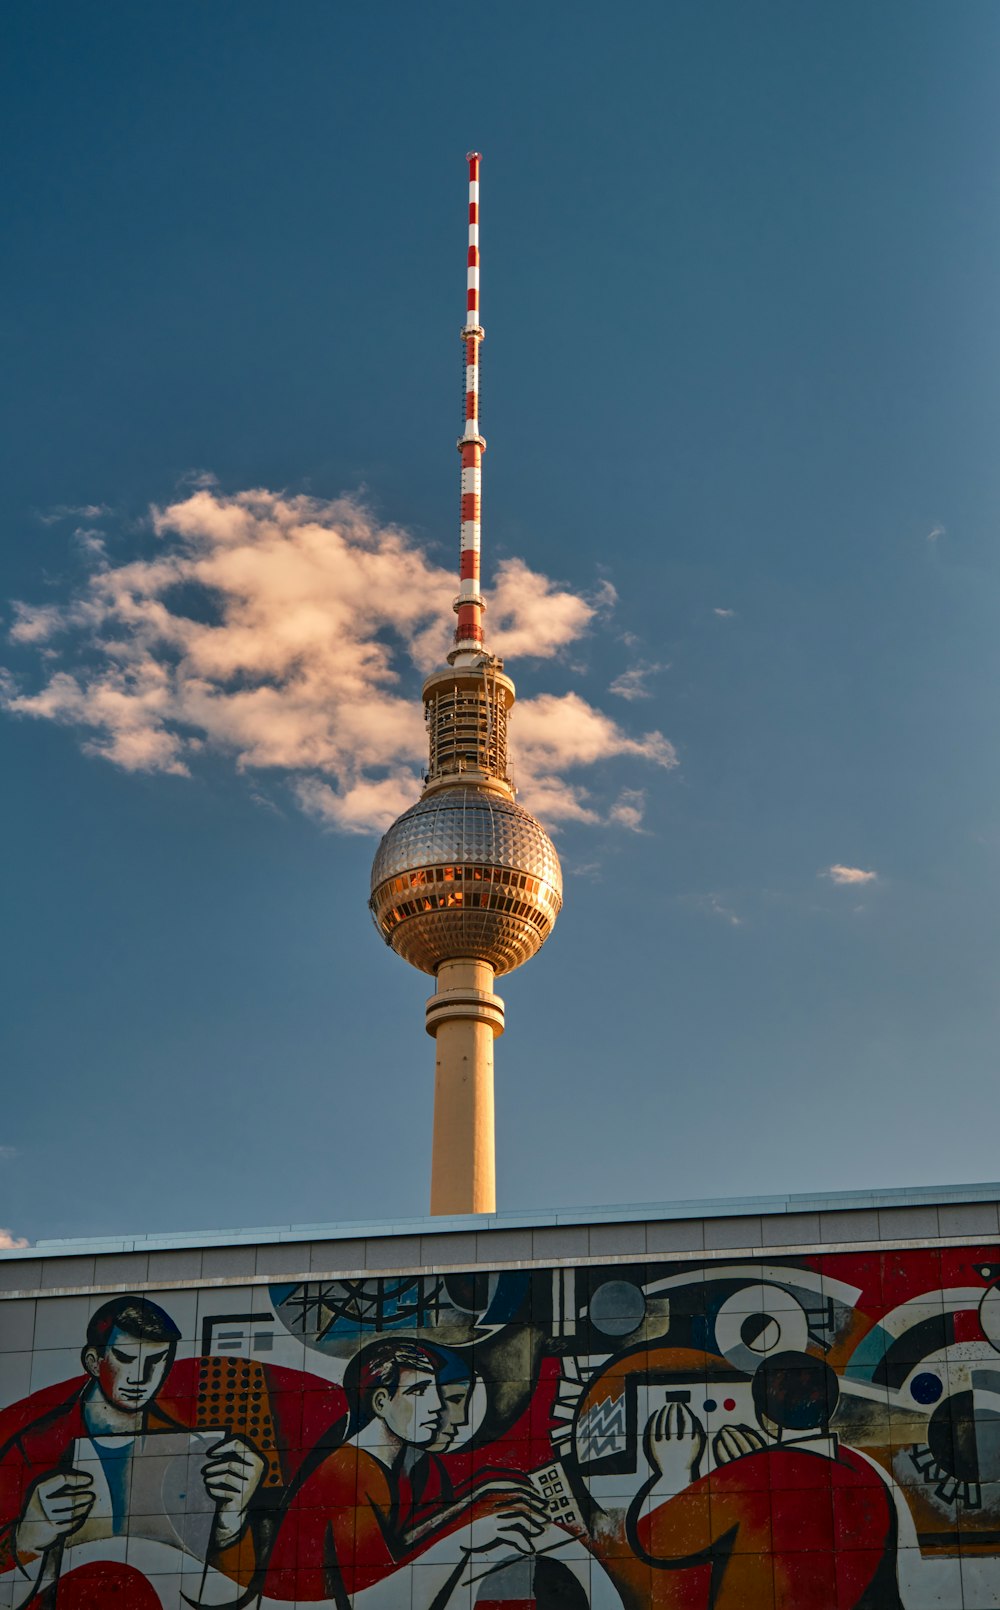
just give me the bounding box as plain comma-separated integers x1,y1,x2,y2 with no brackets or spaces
3,1230,998,1302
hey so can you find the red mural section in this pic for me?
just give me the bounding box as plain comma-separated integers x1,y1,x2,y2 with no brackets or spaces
1,1245,1000,1606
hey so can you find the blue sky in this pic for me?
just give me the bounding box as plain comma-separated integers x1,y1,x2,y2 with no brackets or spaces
3,1,1000,1246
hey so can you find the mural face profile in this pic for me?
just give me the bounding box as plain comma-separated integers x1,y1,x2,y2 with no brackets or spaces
3,1245,1000,1606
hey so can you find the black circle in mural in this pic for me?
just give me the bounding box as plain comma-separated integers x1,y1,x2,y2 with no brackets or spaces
444,1271,495,1314
910,1372,944,1405
928,1393,979,1482
740,1312,781,1352
532,1557,590,1608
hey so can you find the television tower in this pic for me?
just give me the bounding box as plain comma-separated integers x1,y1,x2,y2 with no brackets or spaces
370,153,563,1215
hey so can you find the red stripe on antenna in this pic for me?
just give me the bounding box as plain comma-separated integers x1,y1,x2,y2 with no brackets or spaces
450,154,488,662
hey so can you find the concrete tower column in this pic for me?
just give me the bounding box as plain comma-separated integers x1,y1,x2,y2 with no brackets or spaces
426,959,504,1214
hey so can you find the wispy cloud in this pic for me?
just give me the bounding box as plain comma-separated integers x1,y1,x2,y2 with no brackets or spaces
566,859,603,879
609,662,667,701
701,892,743,927
4,486,676,834
608,788,649,832
73,528,108,561
0,1147,18,1162
35,503,110,526
927,525,945,543
0,1230,29,1250
713,607,736,619
824,864,878,886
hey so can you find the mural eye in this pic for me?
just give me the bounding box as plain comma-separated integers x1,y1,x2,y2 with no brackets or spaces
713,1286,809,1372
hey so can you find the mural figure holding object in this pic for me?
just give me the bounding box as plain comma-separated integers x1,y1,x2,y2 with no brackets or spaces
0,1296,265,1604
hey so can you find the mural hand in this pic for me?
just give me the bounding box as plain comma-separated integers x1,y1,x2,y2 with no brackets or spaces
202,1436,265,1543
643,1402,707,1484
713,1424,766,1466
467,1483,548,1557
472,1476,548,1517
17,1472,95,1554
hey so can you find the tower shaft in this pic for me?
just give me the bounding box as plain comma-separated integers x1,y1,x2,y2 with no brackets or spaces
427,958,503,1214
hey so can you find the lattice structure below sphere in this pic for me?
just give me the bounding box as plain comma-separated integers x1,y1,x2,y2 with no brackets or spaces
370,786,563,975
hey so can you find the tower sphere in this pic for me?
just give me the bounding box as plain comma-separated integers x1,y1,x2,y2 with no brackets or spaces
370,784,562,976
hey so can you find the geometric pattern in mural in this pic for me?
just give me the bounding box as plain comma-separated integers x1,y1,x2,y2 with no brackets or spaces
4,1245,1000,1604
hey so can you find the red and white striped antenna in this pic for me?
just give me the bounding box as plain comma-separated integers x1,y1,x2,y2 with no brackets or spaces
450,151,487,664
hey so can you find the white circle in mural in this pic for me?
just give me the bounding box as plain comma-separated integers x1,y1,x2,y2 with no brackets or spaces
714,1286,809,1374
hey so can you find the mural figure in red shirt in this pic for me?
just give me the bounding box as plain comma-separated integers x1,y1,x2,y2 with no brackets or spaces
627,1351,903,1609
267,1337,548,1604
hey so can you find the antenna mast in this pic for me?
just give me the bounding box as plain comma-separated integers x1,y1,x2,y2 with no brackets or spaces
451,151,486,664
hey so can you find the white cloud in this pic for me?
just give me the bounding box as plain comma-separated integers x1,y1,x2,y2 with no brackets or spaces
713,607,736,619
510,691,676,825
294,773,423,835
4,486,675,834
9,602,68,645
0,1230,29,1250
609,662,667,701
927,525,945,543
0,1147,18,1162
489,559,610,660
824,864,878,885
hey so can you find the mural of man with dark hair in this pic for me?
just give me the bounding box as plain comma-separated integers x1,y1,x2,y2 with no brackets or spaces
0,1296,265,1596
626,1350,903,1609
267,1336,548,1603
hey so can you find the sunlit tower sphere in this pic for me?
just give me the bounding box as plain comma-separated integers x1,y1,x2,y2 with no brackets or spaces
369,153,562,1216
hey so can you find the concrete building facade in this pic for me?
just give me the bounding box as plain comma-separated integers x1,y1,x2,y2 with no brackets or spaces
3,1182,1000,1607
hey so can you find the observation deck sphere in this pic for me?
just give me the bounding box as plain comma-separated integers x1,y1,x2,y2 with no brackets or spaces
370,785,562,976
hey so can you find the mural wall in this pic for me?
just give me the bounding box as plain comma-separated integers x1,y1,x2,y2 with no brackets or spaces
3,1245,1000,1607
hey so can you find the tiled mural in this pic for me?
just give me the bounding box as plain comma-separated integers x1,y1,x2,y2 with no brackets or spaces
3,1245,1000,1606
